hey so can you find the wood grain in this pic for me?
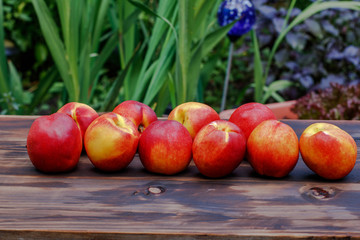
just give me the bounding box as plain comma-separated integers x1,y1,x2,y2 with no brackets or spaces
0,116,360,239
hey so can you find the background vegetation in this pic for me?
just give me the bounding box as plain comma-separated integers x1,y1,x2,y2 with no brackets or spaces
1,0,360,115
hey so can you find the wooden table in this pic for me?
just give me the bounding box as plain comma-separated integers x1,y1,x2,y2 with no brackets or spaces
1,115,360,239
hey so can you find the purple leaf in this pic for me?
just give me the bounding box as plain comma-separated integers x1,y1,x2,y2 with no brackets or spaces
304,19,323,39
299,75,314,89
274,48,288,67
258,5,277,19
343,45,359,57
327,49,343,60
272,17,284,33
290,8,301,18
319,74,345,89
338,46,360,66
322,20,339,35
252,0,267,8
258,34,272,47
285,32,307,51
285,61,297,71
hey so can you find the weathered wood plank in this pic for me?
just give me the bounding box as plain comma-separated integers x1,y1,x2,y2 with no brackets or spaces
0,116,360,239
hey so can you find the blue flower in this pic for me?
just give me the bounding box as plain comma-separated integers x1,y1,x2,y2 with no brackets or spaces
217,0,256,41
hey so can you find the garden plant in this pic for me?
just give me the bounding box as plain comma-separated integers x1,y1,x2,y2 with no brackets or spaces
0,0,360,116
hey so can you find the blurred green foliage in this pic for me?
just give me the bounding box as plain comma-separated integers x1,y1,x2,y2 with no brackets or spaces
1,0,360,115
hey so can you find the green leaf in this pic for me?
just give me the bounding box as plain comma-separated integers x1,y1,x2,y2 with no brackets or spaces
177,0,192,103
282,0,297,32
8,61,23,104
61,0,81,100
184,20,237,102
127,0,178,43
196,54,219,102
143,36,176,105
251,29,264,103
262,80,294,103
29,67,59,113
123,8,141,35
78,39,91,103
89,32,119,88
101,70,127,112
32,0,77,101
92,0,111,52
101,45,140,111
154,81,172,117
130,0,177,101
167,72,177,109
192,0,217,39
0,0,9,94
196,20,236,59
186,43,203,101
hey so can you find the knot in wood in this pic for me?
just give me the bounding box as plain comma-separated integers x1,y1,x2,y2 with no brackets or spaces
300,186,338,202
309,187,336,199
147,186,166,195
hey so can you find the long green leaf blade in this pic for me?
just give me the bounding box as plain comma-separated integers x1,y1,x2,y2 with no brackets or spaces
101,44,140,111
90,32,119,87
129,0,177,101
8,61,23,104
0,0,9,94
29,67,58,113
32,0,77,101
143,37,176,105
66,0,81,100
251,29,263,103
192,0,217,39
92,0,111,52
177,0,192,103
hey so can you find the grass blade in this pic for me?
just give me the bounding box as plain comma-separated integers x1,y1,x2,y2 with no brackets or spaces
0,0,9,94
62,0,81,100
193,0,217,39
29,67,59,113
90,32,118,87
143,37,176,105
128,0,178,42
251,29,264,103
154,81,171,116
129,0,177,101
195,20,235,58
101,44,140,111
177,0,192,103
32,0,77,101
282,0,297,32
8,61,23,104
92,0,111,52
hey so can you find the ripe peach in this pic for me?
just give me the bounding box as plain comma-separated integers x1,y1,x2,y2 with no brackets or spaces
138,120,192,175
300,123,357,180
84,112,140,172
229,102,276,139
168,102,220,139
113,100,157,133
27,113,82,173
247,119,299,178
193,120,246,178
57,102,99,141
